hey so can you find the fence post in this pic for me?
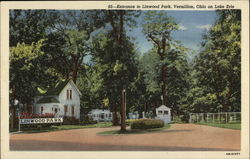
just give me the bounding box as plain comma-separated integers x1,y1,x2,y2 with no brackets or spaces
225,113,228,123
213,113,214,123
206,113,208,122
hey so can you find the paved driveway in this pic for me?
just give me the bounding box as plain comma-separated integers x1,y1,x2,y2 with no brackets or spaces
10,124,240,151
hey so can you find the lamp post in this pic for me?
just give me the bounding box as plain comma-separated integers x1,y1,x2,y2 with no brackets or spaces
121,89,126,131
14,99,21,133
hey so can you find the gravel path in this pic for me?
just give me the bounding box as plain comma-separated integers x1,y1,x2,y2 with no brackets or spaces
10,124,240,151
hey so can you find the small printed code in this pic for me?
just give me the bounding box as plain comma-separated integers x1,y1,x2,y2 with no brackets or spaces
226,152,240,155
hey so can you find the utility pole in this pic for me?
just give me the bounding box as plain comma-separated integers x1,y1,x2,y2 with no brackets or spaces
121,89,126,131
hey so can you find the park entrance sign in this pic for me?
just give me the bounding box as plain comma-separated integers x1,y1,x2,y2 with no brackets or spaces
20,117,63,124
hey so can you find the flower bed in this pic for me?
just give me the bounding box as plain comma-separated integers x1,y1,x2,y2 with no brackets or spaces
126,119,139,125
131,119,164,130
63,116,80,125
20,113,55,119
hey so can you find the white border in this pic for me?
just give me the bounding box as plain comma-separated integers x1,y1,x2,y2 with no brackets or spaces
1,1,249,159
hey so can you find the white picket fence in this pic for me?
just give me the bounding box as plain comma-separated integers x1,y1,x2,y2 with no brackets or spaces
189,112,241,123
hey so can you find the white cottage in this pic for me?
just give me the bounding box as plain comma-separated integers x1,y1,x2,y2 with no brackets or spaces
88,109,112,122
34,80,81,119
155,105,171,124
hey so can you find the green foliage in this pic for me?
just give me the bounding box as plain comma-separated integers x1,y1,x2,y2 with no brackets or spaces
131,119,164,130
10,39,59,104
190,10,241,113
10,10,50,46
91,31,138,115
196,122,241,130
143,11,179,44
125,119,139,125
9,10,240,120
81,116,98,125
63,116,80,125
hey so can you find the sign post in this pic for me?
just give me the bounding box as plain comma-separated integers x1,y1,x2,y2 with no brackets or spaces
17,108,21,133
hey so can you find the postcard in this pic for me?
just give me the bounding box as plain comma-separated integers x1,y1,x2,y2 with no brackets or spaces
1,1,249,159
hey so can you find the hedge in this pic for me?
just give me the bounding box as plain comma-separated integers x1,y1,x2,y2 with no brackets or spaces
63,116,79,125
131,119,164,130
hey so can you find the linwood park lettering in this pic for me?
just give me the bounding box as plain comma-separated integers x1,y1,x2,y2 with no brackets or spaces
20,118,63,124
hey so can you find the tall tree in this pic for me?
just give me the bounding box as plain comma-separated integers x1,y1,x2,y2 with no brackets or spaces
192,10,241,113
91,31,138,125
44,10,107,83
9,10,60,109
92,10,140,126
10,10,49,47
142,11,179,106
10,40,58,109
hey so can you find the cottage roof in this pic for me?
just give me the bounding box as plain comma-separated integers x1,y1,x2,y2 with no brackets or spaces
42,80,70,96
38,79,82,96
156,105,171,110
37,97,59,104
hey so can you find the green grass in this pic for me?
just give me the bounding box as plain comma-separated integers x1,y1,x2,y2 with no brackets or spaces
14,122,113,133
98,124,171,136
196,121,241,130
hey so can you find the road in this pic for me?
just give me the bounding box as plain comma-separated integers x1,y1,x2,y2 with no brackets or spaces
10,124,240,151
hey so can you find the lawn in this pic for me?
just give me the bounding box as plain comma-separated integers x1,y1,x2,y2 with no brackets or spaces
98,124,171,135
16,122,113,133
196,121,241,130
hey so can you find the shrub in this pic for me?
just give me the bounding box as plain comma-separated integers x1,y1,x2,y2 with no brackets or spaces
81,115,97,125
63,116,79,125
145,111,155,118
20,113,55,119
126,119,139,125
180,114,189,123
131,119,164,130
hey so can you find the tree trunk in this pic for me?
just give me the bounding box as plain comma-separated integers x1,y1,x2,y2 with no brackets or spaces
161,58,167,106
113,104,119,126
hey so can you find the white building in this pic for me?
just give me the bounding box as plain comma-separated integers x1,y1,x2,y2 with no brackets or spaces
155,105,171,124
88,109,112,122
34,80,81,119
128,111,139,119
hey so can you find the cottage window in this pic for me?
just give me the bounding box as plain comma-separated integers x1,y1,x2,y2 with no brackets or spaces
67,90,69,99
164,111,169,115
70,90,72,99
158,111,163,115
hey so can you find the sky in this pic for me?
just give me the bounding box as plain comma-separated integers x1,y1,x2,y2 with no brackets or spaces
128,11,217,56
85,11,218,63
